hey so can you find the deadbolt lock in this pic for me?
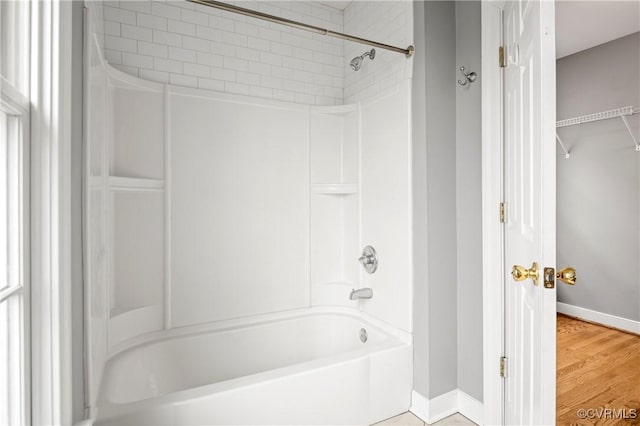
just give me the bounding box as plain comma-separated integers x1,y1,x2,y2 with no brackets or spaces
556,267,577,285
511,262,539,286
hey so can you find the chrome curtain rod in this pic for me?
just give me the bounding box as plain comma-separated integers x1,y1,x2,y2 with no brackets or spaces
187,0,415,57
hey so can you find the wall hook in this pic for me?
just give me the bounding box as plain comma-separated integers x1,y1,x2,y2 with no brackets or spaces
457,66,477,87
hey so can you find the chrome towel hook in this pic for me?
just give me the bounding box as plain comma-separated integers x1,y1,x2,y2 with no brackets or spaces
457,66,477,87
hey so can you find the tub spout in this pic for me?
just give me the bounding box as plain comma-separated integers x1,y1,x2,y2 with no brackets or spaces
349,288,373,300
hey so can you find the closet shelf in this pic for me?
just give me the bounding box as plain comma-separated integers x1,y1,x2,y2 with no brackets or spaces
311,183,358,195
556,106,640,158
108,176,165,191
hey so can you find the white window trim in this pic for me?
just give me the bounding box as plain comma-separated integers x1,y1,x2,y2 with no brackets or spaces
29,0,73,424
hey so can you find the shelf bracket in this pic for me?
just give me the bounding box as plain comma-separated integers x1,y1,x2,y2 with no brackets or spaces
619,113,640,151
555,132,570,159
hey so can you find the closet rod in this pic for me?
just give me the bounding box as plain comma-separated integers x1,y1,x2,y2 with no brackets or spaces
187,0,415,57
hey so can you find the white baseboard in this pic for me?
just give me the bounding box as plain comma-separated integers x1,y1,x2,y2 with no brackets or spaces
557,302,640,335
410,389,483,425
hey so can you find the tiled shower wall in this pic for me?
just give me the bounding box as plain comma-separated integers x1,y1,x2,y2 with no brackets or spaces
343,1,413,103
103,0,344,105
102,0,413,106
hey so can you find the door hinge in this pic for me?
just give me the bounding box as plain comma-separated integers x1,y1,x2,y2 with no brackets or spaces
500,356,508,378
499,202,507,223
499,46,506,68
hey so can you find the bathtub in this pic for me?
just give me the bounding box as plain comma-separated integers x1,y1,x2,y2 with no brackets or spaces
95,307,412,425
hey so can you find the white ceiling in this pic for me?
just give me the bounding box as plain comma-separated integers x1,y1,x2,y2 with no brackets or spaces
556,1,640,58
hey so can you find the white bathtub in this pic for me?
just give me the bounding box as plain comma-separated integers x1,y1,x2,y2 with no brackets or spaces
95,308,412,425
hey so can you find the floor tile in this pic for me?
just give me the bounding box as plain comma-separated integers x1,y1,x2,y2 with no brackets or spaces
373,411,425,426
430,413,477,425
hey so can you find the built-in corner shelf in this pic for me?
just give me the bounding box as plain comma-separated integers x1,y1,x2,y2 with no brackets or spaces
311,183,358,195
108,176,165,191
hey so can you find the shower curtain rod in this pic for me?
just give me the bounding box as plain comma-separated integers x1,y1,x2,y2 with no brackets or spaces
187,0,415,57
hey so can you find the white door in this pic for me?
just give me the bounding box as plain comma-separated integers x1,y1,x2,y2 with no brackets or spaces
503,0,556,424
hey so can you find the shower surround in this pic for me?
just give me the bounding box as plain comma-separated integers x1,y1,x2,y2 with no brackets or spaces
84,1,414,424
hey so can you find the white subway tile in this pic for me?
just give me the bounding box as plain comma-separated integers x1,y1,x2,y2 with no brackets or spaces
155,57,183,73
210,66,236,81
225,82,251,96
236,71,260,86
234,22,259,37
170,0,194,11
121,24,153,42
235,47,260,62
259,51,281,66
222,32,248,47
292,47,312,61
169,46,196,63
151,2,181,19
139,68,170,83
247,36,269,51
223,57,248,71
281,33,303,47
294,92,315,104
122,52,154,68
210,42,235,56
181,9,208,26
209,15,235,32
196,25,222,41
270,42,292,57
249,86,272,99
113,64,139,76
105,35,138,53
258,27,280,43
248,61,271,76
293,69,313,83
119,1,151,14
153,29,182,46
170,73,198,87
168,19,196,36
183,36,209,52
137,12,167,30
138,40,168,57
198,77,225,91
184,62,210,78
260,75,283,90
104,6,136,24
197,52,223,67
273,89,295,102
271,65,293,79
105,21,121,36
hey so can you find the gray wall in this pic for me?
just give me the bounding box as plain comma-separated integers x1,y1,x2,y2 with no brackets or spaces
72,0,86,422
455,1,483,402
411,0,431,399
556,32,640,322
412,0,483,402
425,0,459,399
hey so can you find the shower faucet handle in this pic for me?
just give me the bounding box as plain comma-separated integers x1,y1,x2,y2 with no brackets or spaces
358,246,378,274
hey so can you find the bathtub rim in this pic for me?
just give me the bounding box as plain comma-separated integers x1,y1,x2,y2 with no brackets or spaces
106,306,411,358
96,307,412,421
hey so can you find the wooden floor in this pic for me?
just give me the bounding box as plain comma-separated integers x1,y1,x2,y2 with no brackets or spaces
557,314,640,425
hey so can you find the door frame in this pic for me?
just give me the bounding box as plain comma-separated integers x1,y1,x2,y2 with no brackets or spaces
481,1,506,424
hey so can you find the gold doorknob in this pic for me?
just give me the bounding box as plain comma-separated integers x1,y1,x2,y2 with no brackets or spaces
512,262,539,286
556,267,576,285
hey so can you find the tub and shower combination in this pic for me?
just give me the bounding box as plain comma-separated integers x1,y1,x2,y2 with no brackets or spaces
84,1,414,424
